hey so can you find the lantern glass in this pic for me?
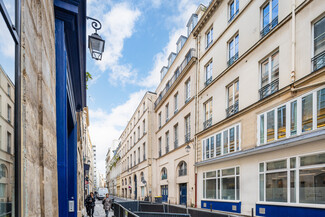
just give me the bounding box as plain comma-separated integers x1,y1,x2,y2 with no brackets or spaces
88,33,105,60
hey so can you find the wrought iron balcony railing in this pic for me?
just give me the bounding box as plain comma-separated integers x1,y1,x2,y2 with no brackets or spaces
203,117,212,130
174,139,178,148
154,48,196,108
260,16,278,38
259,78,279,100
165,145,169,153
228,9,239,22
185,133,191,143
312,50,325,72
226,100,239,117
227,52,239,66
179,169,187,176
204,76,212,87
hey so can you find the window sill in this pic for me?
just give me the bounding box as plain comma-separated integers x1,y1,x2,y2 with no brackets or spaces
202,199,241,203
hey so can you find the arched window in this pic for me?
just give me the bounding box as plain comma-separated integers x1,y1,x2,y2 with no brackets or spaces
178,161,187,176
129,177,131,185
125,178,127,185
161,167,167,180
122,179,124,186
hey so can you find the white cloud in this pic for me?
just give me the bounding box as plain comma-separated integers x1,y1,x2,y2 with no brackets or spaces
139,0,210,89
89,90,147,175
87,1,141,85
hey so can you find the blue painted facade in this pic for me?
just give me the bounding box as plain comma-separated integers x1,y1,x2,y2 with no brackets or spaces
201,200,241,213
256,204,325,217
54,0,87,216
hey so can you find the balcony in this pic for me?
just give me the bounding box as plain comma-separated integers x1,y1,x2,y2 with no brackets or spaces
204,77,212,87
178,169,187,176
312,50,325,72
174,109,178,115
260,16,278,38
185,133,190,143
227,52,239,67
203,117,212,130
165,145,169,153
161,174,167,180
228,9,239,23
259,78,279,100
226,100,239,117
185,97,191,104
174,139,178,148
154,48,196,108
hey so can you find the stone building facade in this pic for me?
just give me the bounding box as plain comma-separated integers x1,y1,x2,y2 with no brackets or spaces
194,0,325,216
1,0,90,216
119,92,157,200
109,0,325,216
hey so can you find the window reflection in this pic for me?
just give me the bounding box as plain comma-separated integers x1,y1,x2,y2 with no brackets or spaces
0,2,16,215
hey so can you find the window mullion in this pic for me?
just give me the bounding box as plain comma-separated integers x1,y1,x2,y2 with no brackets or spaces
297,98,302,135
312,91,317,130
228,129,230,153
286,102,290,138
275,108,278,140
264,112,267,143
268,57,272,84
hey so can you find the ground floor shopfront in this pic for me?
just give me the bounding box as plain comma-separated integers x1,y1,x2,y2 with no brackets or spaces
196,134,325,217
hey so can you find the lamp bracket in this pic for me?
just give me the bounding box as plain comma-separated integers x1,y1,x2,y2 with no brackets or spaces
87,16,102,33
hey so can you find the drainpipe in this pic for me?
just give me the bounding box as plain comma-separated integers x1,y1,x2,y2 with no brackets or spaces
194,33,201,208
290,0,296,84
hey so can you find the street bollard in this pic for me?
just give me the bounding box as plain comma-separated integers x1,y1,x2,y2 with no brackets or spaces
251,208,254,217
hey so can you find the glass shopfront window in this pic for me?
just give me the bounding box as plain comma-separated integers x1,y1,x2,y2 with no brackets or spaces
203,167,240,201
0,1,19,216
259,153,325,205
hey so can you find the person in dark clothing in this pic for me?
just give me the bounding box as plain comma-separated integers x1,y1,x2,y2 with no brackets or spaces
85,192,96,217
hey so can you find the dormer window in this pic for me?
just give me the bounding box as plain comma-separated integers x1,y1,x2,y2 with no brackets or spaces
187,14,198,36
176,35,187,53
160,66,168,81
168,52,176,68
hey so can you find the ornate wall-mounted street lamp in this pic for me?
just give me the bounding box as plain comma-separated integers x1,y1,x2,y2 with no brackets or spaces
87,16,105,60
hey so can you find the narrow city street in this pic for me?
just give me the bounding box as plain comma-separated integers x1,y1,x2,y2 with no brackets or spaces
92,196,127,217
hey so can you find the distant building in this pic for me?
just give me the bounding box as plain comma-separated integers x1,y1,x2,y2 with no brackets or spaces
0,65,14,210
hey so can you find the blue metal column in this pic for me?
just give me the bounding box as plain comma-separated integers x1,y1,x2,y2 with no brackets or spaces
55,18,68,217
68,123,77,217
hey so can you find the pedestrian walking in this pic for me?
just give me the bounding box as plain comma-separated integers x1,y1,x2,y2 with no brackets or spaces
102,193,112,217
85,192,96,217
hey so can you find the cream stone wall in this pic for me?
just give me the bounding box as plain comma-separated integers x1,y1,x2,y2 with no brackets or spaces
20,0,58,216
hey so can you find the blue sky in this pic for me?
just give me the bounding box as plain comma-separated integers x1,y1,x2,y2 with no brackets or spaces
86,0,210,175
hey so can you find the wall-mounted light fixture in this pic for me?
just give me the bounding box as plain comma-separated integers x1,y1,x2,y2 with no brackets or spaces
87,16,105,61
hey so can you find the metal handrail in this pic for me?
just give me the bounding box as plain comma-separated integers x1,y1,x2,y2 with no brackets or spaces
227,52,238,66
178,169,187,176
154,49,196,108
174,139,178,148
226,100,239,117
185,133,190,143
260,16,278,38
204,76,212,87
228,9,239,22
259,78,279,99
312,50,325,72
203,117,212,129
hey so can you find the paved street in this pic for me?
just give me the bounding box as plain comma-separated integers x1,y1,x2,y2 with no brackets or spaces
91,200,113,217
92,196,127,217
